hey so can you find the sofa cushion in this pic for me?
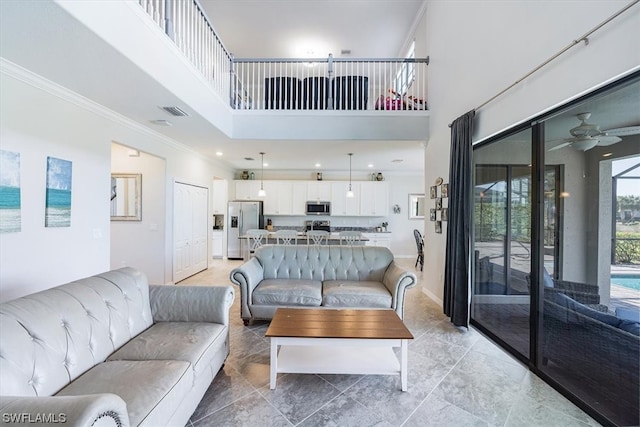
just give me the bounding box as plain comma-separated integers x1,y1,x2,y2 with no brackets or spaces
252,279,322,306
57,360,192,427
555,293,620,327
107,322,227,381
255,245,394,282
0,267,152,397
322,280,392,308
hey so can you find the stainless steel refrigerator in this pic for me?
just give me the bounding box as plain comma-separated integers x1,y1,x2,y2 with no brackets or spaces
227,201,264,259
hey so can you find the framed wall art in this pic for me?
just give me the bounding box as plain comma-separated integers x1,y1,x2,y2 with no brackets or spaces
0,150,21,233
45,156,72,228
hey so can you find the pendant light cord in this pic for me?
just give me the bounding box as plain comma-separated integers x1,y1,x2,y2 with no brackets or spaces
260,152,265,190
348,153,353,191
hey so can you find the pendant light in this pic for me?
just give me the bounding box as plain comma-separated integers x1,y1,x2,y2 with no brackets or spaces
258,152,266,197
346,153,354,198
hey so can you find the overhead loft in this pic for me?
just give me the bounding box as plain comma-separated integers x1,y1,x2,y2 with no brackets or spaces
229,56,429,140
47,0,429,141
137,0,430,141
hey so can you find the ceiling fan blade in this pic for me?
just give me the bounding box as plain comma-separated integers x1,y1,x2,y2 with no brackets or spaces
597,136,622,147
602,126,640,137
548,142,571,151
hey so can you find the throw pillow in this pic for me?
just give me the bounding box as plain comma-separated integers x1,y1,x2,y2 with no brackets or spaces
618,320,640,336
615,307,640,323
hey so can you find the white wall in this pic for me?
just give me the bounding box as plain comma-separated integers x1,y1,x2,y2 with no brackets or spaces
422,0,640,303
111,143,166,284
0,63,234,301
0,72,111,302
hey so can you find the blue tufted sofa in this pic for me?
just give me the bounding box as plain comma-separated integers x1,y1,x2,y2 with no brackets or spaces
230,245,416,325
0,267,234,427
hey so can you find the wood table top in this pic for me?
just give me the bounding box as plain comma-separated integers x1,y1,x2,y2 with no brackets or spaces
266,308,413,340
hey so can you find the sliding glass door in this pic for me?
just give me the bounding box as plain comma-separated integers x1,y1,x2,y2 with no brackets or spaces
471,72,640,426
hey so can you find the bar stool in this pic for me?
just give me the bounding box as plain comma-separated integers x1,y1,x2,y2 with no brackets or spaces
339,230,362,245
306,230,329,246
246,229,269,257
275,229,297,245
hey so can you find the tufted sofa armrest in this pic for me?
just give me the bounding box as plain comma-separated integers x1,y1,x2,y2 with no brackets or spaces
149,285,234,325
229,258,265,319
0,394,129,427
382,262,417,319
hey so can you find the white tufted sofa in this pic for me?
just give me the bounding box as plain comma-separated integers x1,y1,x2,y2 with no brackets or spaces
0,267,234,427
230,245,416,325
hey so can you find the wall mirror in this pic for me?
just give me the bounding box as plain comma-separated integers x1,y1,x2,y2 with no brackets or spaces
111,173,141,221
409,193,426,219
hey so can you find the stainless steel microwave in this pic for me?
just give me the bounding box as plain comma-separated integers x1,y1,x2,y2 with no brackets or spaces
306,201,331,215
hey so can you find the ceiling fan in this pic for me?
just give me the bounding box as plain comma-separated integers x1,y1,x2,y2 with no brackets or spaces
548,112,640,151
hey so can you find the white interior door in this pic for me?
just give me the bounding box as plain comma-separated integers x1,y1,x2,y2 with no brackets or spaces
174,181,208,282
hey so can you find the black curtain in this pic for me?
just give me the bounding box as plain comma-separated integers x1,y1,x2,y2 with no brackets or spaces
443,110,475,327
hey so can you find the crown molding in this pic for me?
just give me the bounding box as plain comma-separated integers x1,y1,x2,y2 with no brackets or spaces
0,57,232,172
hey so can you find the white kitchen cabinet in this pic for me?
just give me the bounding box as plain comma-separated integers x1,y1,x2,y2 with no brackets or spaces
236,179,389,217
263,181,294,215
363,232,392,249
331,182,360,216
212,230,224,258
307,181,332,201
360,181,389,216
291,181,308,215
235,180,262,200
212,179,227,214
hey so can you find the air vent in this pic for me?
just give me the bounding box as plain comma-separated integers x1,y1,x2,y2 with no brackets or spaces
160,106,190,117
244,157,255,161
340,49,352,55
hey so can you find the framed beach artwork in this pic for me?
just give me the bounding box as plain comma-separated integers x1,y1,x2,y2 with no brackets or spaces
0,150,21,233
45,156,73,227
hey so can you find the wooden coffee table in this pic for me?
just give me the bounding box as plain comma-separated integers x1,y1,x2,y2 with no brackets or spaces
265,308,414,391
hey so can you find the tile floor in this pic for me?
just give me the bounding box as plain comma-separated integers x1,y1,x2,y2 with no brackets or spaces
178,258,600,427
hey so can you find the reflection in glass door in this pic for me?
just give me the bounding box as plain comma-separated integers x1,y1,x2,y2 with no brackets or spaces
471,127,533,357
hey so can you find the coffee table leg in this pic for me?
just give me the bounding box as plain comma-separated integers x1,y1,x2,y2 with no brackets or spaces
401,339,408,391
270,338,277,389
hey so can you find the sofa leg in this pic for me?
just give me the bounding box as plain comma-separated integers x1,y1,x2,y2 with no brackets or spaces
243,318,252,326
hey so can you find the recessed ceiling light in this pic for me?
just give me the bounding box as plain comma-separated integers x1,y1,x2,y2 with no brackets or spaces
602,152,613,157
216,151,223,156
367,164,374,168
315,163,321,168
150,119,172,126
263,163,269,167
392,159,403,163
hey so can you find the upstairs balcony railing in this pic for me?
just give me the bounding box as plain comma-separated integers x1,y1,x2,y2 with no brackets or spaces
138,0,429,112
